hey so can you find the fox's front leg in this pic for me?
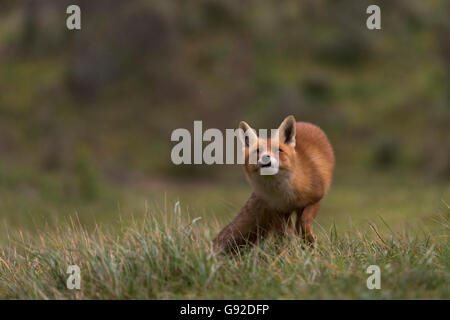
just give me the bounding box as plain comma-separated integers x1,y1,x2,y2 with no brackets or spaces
213,193,270,252
272,214,296,238
213,211,263,253
295,201,321,244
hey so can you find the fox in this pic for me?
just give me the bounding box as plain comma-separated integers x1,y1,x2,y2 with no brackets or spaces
213,115,335,252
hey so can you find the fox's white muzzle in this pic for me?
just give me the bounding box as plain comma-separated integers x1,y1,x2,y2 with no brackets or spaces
258,153,279,175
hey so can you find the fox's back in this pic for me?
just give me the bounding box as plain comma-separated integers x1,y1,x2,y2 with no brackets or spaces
293,122,335,199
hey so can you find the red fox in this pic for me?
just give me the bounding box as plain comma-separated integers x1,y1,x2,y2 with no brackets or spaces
214,115,335,252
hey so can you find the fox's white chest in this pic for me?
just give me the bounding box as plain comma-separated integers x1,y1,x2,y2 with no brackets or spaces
250,171,298,210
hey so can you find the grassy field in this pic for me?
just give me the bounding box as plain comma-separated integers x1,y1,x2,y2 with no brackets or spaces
0,168,449,299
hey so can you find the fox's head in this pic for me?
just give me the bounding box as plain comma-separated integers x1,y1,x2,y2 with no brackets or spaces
239,115,297,178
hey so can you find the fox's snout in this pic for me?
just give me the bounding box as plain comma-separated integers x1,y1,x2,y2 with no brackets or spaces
258,152,279,173
258,152,280,175
258,153,274,167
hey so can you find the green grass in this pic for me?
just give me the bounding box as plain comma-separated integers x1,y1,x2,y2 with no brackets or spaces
0,168,449,299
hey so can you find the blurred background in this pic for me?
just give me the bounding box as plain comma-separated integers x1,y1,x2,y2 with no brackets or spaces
0,0,448,233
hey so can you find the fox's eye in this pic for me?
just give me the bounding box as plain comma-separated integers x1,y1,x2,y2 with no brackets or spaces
278,148,283,153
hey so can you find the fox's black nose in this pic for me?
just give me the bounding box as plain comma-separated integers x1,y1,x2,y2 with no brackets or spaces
260,154,271,167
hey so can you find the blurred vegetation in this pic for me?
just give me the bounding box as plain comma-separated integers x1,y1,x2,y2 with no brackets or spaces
0,0,448,186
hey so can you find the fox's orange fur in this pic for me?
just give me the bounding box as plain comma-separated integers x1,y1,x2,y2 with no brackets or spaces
214,115,335,252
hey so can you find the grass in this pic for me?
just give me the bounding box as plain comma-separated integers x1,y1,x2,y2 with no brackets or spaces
0,168,449,299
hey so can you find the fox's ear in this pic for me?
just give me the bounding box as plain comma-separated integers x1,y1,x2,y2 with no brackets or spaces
239,121,258,147
278,115,296,147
